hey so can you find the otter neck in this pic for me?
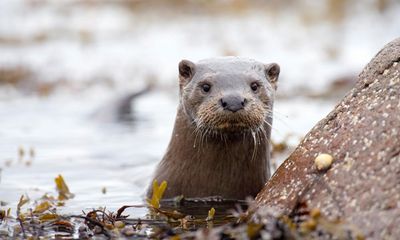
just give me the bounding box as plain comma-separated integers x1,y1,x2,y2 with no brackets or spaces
159,106,271,199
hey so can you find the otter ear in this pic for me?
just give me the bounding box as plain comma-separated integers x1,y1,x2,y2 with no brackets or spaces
178,60,196,88
265,63,280,90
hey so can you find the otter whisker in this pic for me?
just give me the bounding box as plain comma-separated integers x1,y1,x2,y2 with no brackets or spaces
194,117,209,153
256,127,264,145
250,130,258,163
222,133,228,147
198,127,206,151
260,125,272,147
265,109,294,133
193,125,200,148
266,108,287,118
263,119,273,128
202,126,209,147
193,119,203,147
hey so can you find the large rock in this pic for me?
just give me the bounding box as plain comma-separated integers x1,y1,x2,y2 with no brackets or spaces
255,38,400,239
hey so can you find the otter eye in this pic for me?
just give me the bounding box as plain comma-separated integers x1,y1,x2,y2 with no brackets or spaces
201,83,211,93
251,82,259,91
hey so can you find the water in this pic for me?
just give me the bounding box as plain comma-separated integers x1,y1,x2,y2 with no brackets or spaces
0,88,334,217
0,90,174,215
1,0,399,220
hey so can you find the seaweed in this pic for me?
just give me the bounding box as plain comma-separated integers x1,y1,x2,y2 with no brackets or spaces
0,175,364,239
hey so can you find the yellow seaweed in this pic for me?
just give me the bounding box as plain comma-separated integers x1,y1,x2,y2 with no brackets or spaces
206,207,215,221
33,201,52,214
39,213,59,222
54,174,75,200
148,180,167,209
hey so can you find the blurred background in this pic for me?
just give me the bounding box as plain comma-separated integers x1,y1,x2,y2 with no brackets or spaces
0,0,399,215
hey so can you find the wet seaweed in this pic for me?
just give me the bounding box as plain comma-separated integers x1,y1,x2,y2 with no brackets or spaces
0,175,364,239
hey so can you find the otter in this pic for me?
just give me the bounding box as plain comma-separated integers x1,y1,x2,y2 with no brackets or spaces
148,57,280,199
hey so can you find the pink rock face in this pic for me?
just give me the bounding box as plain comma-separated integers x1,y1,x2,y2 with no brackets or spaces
255,38,400,239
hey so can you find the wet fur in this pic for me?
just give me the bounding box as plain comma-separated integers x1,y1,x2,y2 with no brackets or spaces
148,57,279,199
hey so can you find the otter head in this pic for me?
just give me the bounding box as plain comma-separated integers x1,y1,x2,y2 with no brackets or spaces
178,57,279,135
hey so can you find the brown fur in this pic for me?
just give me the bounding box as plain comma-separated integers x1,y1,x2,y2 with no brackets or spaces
148,57,279,199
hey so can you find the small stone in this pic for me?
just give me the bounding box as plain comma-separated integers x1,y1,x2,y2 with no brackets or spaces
314,153,333,171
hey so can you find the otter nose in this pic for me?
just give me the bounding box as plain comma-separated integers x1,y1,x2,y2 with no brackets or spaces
220,95,246,112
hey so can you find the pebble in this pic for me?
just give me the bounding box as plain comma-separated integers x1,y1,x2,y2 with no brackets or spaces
315,153,333,171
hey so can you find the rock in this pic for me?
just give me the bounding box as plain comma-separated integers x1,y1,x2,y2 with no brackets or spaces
255,38,400,239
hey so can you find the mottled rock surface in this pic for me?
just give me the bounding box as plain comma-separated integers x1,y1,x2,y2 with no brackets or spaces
255,38,400,239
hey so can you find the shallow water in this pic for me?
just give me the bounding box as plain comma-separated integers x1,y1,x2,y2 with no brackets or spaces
0,90,175,216
0,88,334,217
1,0,400,220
